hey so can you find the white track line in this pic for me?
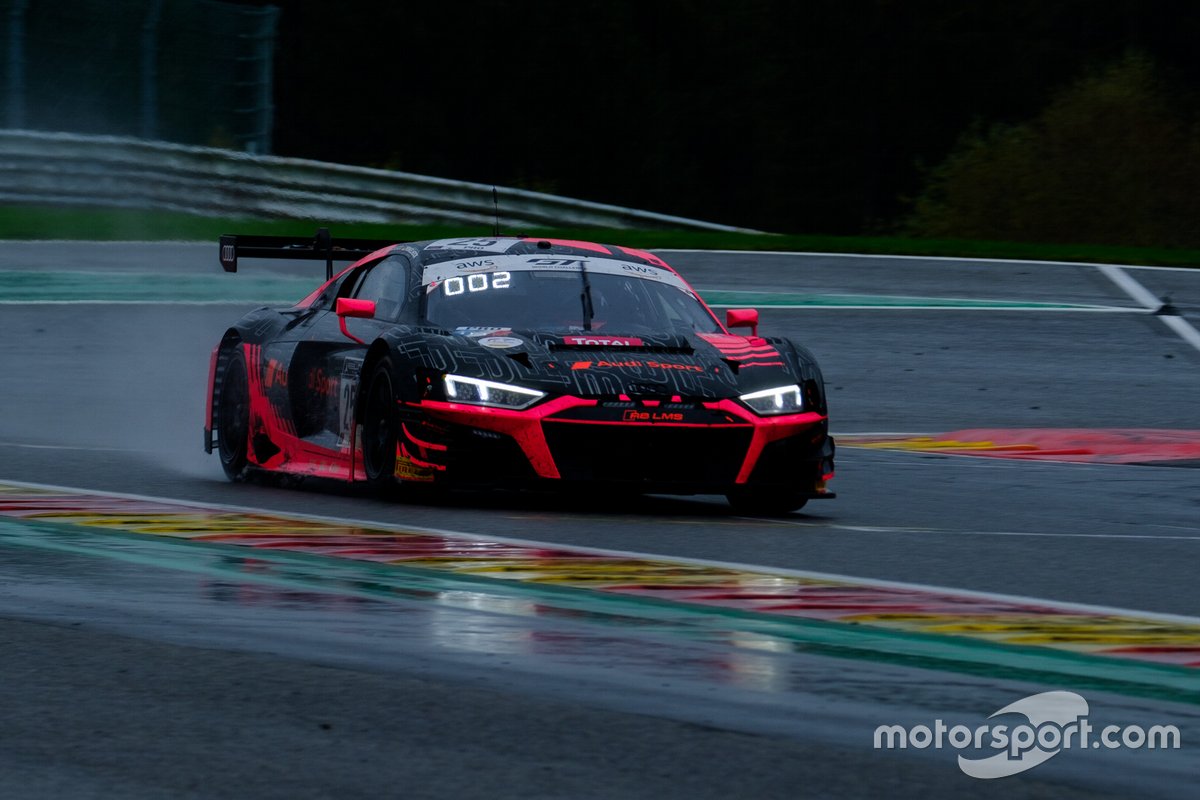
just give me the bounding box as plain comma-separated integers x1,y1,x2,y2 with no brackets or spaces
1097,264,1200,354
4,476,1200,627
0,441,138,452
737,517,1200,543
1159,314,1200,353
1096,263,1165,308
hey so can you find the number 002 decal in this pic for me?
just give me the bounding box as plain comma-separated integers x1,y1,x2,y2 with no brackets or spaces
442,271,511,296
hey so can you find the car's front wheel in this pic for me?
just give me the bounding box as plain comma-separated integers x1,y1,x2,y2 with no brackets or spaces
361,358,398,486
725,487,809,515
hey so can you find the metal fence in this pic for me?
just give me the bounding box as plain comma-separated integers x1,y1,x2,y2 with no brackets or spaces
1,0,278,153
0,130,755,231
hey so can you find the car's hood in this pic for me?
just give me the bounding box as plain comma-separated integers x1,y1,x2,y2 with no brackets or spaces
447,327,795,398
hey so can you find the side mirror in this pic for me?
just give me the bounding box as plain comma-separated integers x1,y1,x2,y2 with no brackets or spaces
725,308,759,337
336,298,376,319
335,298,375,344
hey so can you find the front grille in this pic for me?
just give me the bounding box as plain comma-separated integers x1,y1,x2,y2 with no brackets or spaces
444,428,537,484
745,428,829,487
543,422,751,488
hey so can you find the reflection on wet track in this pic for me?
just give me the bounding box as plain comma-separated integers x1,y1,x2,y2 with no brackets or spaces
2,480,1198,702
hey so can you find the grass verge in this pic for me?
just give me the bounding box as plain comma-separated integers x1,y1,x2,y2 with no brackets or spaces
2,204,1199,267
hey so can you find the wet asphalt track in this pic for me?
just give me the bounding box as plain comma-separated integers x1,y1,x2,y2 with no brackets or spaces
1,243,1200,798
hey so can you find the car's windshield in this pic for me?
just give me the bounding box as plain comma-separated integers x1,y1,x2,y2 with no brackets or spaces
422,260,721,334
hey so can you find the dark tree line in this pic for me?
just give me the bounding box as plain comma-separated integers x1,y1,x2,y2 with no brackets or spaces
253,0,1200,238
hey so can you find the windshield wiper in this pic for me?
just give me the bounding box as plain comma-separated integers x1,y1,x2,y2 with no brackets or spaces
579,261,594,331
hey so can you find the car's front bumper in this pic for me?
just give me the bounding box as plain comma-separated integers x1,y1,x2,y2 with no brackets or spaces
396,396,834,496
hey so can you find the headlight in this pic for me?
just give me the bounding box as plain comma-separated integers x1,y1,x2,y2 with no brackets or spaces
739,384,804,415
443,374,545,409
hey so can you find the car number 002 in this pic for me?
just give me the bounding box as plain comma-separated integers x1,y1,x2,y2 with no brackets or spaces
443,271,511,296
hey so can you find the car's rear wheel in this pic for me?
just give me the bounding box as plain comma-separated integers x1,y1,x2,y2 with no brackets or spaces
217,347,250,481
725,487,809,515
361,359,398,486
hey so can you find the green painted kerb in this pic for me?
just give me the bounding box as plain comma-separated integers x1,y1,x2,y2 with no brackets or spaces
0,271,313,303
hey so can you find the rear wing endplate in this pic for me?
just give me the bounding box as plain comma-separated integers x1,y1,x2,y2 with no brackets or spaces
219,227,404,280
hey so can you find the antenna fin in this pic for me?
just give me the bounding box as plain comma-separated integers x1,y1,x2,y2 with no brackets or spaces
492,186,501,237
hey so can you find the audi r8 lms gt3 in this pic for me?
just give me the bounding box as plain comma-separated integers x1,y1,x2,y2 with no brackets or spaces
205,231,835,513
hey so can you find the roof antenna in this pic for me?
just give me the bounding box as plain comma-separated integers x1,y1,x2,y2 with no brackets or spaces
491,186,501,237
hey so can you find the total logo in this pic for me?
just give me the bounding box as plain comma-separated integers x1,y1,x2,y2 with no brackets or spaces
570,360,702,372
561,336,644,347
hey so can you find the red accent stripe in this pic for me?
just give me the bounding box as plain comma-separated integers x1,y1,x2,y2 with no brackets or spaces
400,443,446,471
402,423,448,452
614,246,671,268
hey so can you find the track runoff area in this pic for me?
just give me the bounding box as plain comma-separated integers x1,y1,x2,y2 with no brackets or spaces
1,243,1199,794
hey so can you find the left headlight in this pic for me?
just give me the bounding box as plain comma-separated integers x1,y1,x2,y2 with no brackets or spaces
739,384,804,415
443,374,545,410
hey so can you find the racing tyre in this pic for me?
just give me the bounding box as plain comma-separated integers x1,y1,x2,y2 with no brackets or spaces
361,358,398,487
725,487,809,515
217,347,251,481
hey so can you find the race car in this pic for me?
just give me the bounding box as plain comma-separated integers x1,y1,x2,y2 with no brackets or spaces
205,231,835,512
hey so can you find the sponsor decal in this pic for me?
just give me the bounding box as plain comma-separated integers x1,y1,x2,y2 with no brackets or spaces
562,336,644,347
620,263,655,275
478,336,524,349
263,358,287,389
618,262,671,282
453,258,497,271
336,359,362,445
307,369,335,398
646,360,704,372
622,409,685,423
526,257,590,267
569,360,702,372
454,327,512,338
425,238,519,253
394,454,435,482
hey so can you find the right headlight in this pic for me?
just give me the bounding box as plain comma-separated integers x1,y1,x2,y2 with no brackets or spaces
443,374,545,410
739,384,804,415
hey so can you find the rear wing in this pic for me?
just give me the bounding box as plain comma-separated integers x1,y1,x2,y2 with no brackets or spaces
219,227,405,280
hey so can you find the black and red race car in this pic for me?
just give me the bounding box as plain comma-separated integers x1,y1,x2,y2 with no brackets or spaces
205,231,835,512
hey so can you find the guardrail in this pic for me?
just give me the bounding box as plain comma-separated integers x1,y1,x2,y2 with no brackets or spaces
0,130,755,232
